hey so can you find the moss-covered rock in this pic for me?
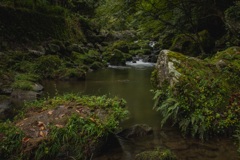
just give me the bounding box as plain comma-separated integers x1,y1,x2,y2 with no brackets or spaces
35,55,63,78
58,68,86,80
152,47,240,139
109,49,126,66
0,94,128,160
135,148,177,160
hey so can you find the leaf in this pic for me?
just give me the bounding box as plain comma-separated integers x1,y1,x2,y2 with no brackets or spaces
22,137,30,143
55,124,64,128
48,110,54,115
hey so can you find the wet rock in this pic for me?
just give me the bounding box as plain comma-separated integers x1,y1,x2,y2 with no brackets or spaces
31,83,43,92
118,124,153,138
11,89,40,100
0,98,10,114
45,43,60,54
0,87,13,95
67,43,87,53
28,46,45,56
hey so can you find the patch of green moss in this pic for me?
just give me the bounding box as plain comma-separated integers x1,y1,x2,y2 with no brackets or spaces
11,73,40,90
59,68,86,80
35,55,63,78
135,148,177,160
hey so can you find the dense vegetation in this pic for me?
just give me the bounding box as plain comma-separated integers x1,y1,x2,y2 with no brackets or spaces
0,94,128,159
151,47,240,139
0,0,239,158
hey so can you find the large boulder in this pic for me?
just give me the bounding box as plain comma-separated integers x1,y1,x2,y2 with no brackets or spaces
109,49,126,66
152,47,240,139
0,94,127,160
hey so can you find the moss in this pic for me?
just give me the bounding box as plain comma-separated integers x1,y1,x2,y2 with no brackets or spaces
152,47,240,139
90,61,105,70
35,55,63,78
135,148,177,160
11,73,40,91
111,40,130,53
59,68,86,80
109,49,126,66
2,94,128,160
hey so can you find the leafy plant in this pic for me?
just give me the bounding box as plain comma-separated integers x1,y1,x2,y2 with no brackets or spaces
0,121,24,159
152,49,240,139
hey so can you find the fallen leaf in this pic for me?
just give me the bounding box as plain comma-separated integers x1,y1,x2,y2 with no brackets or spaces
39,131,48,137
22,137,30,143
40,126,45,130
37,121,44,127
55,124,64,128
48,110,53,115
59,114,65,118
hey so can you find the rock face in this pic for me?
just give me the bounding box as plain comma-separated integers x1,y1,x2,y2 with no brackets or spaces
11,90,41,100
152,47,240,139
155,50,181,87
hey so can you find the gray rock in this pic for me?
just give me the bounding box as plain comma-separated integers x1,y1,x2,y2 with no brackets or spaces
31,83,43,92
28,46,45,56
0,99,10,114
0,88,13,95
11,89,40,100
46,43,60,54
155,50,181,87
67,44,87,53
118,124,153,138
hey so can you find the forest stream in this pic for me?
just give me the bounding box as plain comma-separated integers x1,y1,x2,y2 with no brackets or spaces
42,61,239,160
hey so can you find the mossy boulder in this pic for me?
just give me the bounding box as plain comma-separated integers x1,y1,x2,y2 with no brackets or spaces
135,148,177,160
111,40,130,53
152,47,240,139
58,68,86,80
109,49,126,66
0,94,128,160
35,55,63,78
225,5,240,37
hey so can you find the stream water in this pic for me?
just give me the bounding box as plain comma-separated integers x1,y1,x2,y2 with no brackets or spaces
42,61,239,160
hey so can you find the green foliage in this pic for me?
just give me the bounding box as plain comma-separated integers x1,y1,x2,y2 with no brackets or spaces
152,48,240,139
11,73,39,90
0,121,25,159
59,67,86,80
109,49,126,66
10,94,128,159
35,55,63,78
234,124,240,153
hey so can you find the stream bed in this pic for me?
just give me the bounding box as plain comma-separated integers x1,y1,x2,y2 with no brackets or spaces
42,61,239,160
